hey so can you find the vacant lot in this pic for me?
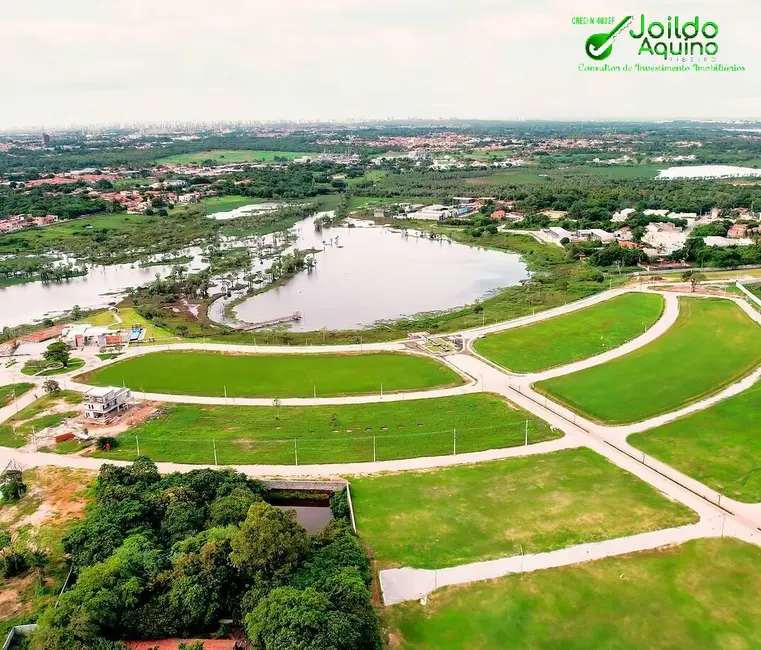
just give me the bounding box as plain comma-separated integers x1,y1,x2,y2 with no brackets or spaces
474,293,664,373
535,298,761,424
0,467,94,637
630,380,761,502
386,538,761,650
92,393,558,464
79,351,463,398
0,390,81,448
351,448,696,569
158,150,313,164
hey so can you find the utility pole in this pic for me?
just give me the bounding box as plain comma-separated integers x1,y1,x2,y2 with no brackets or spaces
213,439,218,465
524,419,529,446
294,439,298,466
453,428,457,455
373,435,376,463
135,435,140,456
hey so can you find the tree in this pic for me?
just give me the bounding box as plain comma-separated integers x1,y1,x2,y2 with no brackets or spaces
682,270,707,292
230,503,308,582
244,587,353,650
1,470,27,502
273,398,282,419
44,341,70,367
42,379,61,394
70,305,82,320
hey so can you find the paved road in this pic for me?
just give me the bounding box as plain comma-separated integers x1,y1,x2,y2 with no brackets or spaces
2,434,582,478
381,519,730,605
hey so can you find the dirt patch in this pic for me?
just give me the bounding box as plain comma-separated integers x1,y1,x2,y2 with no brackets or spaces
126,640,237,650
0,573,36,619
82,401,160,436
2,467,94,531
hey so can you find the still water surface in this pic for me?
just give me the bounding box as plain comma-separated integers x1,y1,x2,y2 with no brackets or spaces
234,216,529,331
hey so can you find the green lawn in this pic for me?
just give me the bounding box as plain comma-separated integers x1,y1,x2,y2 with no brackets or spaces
91,393,559,465
630,380,761,502
78,351,463,398
158,150,314,165
0,382,33,407
351,448,696,569
474,293,664,373
21,357,85,376
535,298,761,424
386,538,761,650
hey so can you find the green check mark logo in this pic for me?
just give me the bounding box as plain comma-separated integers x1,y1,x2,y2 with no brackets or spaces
585,16,633,61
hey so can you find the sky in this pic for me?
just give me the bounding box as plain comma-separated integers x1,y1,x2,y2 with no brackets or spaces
2,0,759,128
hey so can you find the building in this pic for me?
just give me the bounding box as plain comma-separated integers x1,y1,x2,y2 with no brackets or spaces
642,222,686,255
612,207,636,223
643,209,670,217
61,324,124,348
409,204,458,221
544,227,574,242
41,133,51,147
577,229,615,244
728,224,750,239
614,226,633,241
491,209,506,221
703,236,754,248
82,386,132,421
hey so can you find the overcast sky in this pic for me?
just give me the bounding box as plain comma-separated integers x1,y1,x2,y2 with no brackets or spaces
2,0,758,128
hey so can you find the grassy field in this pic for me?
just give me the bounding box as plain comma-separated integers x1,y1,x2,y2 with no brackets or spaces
0,391,80,447
630,380,761,502
91,393,558,465
474,293,664,373
351,448,696,569
386,538,761,650
78,350,463,398
0,382,33,407
158,150,314,165
535,298,761,424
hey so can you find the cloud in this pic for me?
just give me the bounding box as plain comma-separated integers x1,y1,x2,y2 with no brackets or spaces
0,0,758,127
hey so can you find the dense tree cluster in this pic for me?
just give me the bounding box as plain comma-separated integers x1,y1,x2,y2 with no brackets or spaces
30,459,379,650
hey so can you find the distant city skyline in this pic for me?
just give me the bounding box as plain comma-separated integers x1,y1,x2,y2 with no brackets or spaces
3,0,758,129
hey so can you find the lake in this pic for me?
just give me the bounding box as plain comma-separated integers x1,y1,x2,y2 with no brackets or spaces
232,215,529,331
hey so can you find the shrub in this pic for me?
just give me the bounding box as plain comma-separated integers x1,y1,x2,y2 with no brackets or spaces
96,437,119,451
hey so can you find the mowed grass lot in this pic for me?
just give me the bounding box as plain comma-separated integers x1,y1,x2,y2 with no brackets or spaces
79,351,463,398
386,538,761,650
535,298,761,424
158,150,314,164
351,448,696,569
0,382,33,407
93,393,558,465
630,380,761,502
474,293,664,373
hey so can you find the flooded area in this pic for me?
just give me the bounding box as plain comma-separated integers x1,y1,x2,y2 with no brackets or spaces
2,210,529,331
0,253,208,329
233,214,529,331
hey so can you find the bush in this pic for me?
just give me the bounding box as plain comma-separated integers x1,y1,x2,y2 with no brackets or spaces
96,437,119,451
329,488,349,521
